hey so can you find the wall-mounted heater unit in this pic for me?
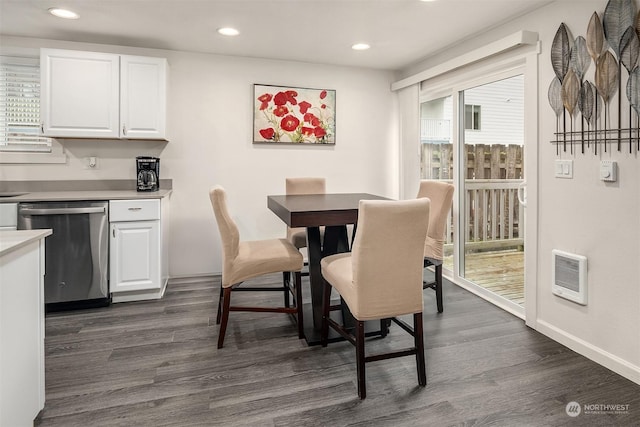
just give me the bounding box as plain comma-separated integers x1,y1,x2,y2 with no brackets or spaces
552,249,587,305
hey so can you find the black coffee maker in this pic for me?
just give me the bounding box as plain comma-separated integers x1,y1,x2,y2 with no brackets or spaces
136,156,160,192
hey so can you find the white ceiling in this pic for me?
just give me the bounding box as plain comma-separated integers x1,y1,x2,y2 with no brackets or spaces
0,0,553,71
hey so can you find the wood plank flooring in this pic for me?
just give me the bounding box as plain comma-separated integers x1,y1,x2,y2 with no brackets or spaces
443,249,525,305
35,274,640,426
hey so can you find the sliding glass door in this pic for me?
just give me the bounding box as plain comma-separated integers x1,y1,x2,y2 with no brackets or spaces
419,74,526,310
459,75,525,306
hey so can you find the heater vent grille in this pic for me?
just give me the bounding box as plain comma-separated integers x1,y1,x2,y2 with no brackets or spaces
552,250,587,305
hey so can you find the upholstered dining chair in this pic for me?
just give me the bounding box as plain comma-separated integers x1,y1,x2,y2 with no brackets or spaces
209,186,304,349
320,198,431,399
285,177,326,250
416,180,455,313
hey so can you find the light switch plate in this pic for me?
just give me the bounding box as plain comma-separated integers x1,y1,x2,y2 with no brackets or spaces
555,159,573,179
600,160,617,182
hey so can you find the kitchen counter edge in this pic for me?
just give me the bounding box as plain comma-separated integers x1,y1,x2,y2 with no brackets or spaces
0,189,172,203
0,229,53,257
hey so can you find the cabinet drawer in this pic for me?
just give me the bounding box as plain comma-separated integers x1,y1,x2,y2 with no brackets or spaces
110,199,160,222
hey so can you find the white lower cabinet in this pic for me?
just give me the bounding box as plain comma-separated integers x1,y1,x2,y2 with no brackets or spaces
109,198,169,302
0,235,47,426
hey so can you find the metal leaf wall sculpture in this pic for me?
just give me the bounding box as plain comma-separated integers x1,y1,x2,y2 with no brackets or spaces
627,67,640,115
549,5,640,154
595,53,618,103
603,0,636,150
570,36,591,81
552,23,571,83
620,26,640,73
603,0,636,58
627,67,640,149
595,51,619,151
562,69,581,153
549,77,564,153
587,12,607,63
578,81,595,152
620,26,639,152
592,81,603,154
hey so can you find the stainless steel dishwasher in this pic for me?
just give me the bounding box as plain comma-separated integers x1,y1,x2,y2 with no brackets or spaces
18,201,110,311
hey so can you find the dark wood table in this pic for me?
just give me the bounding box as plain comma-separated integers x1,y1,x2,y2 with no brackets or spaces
267,193,391,345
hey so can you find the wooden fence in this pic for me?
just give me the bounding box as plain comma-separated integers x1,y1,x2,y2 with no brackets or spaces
421,143,525,252
421,143,523,180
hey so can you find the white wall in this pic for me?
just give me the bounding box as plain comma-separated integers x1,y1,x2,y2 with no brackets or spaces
0,36,398,277
399,1,640,383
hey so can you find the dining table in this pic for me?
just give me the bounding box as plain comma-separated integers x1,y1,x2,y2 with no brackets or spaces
267,192,391,345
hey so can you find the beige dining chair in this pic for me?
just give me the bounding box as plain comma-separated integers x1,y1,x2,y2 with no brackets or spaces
416,180,455,313
285,177,326,250
320,198,431,399
209,186,304,349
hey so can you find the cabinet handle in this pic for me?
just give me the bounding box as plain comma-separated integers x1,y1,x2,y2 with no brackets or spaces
41,123,44,133
128,207,142,211
122,124,127,135
112,229,116,238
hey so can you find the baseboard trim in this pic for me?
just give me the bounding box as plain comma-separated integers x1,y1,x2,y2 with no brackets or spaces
168,273,219,285
536,319,640,386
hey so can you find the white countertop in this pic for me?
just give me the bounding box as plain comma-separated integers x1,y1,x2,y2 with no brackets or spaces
0,189,172,203
0,229,52,257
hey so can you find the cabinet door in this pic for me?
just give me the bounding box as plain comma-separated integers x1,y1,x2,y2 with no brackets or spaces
40,49,120,138
110,221,160,293
120,56,167,139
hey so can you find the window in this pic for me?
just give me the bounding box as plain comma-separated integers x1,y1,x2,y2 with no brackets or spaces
464,104,481,130
0,56,52,153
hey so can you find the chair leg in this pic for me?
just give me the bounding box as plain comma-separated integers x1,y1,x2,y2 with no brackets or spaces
283,271,291,308
217,287,232,349
414,312,427,387
435,264,443,313
320,278,332,347
356,320,366,399
294,271,304,339
379,318,389,337
216,285,224,324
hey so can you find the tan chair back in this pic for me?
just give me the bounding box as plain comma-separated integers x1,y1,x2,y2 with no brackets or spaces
417,180,454,261
351,198,430,319
209,186,240,286
285,177,326,195
285,177,326,244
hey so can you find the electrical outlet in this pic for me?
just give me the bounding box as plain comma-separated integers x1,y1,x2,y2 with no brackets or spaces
83,156,98,170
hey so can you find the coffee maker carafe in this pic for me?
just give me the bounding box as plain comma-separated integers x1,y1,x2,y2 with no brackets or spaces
136,156,160,192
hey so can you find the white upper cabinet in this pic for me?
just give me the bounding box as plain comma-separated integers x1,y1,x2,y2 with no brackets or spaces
40,49,167,140
120,55,167,139
40,50,120,138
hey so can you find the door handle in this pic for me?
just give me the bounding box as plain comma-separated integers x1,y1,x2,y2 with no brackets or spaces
517,181,527,207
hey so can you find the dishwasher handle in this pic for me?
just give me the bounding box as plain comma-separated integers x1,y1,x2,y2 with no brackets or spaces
19,207,106,216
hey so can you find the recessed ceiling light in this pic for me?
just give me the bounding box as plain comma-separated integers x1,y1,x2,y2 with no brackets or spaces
48,8,79,19
352,43,370,51
217,27,239,36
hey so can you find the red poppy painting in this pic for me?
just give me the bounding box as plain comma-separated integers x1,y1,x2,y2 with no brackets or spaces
253,84,336,144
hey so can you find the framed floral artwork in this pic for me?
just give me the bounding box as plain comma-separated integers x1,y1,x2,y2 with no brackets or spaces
253,84,336,144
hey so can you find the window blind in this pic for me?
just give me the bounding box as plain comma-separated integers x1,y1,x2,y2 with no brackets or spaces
0,56,52,152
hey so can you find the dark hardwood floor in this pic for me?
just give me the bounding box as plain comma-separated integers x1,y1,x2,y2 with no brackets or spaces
35,273,640,426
